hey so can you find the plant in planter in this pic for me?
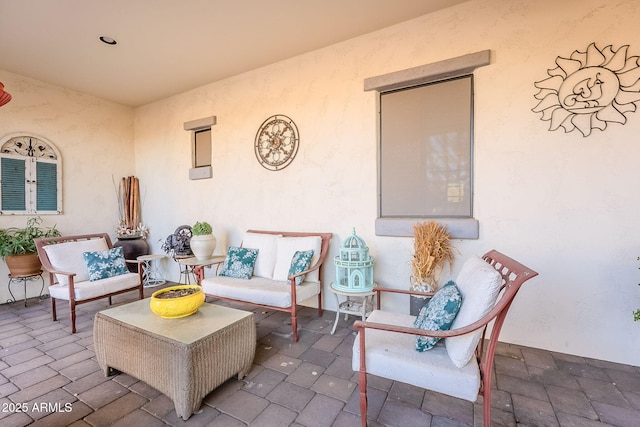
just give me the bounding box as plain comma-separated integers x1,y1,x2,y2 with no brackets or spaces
0,217,61,276
409,221,458,315
149,284,205,318
190,221,216,260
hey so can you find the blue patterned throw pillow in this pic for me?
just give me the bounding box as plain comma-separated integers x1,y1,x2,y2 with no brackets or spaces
415,281,462,352
82,247,128,282
288,250,314,285
219,246,259,279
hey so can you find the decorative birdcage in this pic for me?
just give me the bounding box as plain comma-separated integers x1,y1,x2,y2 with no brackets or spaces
334,228,374,292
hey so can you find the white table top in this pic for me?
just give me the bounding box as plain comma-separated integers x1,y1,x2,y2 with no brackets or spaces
97,298,251,344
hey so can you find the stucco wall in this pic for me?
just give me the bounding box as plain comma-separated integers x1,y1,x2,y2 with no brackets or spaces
0,71,135,304
2,0,639,366
135,0,640,366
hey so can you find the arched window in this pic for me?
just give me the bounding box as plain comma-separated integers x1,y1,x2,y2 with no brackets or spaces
0,134,62,214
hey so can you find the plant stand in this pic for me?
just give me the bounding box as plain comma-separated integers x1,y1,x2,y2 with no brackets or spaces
330,282,377,335
6,271,46,307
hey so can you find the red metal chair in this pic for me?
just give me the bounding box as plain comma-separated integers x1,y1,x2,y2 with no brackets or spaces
353,250,538,426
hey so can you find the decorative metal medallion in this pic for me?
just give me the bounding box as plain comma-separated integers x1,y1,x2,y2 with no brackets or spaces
254,114,299,171
533,42,640,137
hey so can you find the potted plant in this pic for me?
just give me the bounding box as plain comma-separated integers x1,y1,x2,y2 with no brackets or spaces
190,221,216,260
409,221,458,315
0,216,61,276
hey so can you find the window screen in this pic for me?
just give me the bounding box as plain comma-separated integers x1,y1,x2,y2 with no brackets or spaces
379,76,472,218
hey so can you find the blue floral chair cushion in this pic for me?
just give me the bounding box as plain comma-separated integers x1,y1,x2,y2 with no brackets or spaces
415,281,463,352
82,247,129,282
288,250,314,285
219,246,259,279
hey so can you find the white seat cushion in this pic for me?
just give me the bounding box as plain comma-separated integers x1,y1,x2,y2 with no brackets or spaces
352,310,480,402
43,238,109,285
445,255,503,368
242,232,282,279
48,272,140,301
201,275,320,308
272,236,322,282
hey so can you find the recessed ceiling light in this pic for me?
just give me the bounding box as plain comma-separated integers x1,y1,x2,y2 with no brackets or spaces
99,36,117,45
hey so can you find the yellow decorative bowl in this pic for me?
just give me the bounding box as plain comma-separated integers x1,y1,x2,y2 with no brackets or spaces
150,285,205,319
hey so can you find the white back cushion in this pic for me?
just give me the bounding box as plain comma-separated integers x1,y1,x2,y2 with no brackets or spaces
242,232,282,279
43,238,109,285
445,255,502,368
272,236,322,282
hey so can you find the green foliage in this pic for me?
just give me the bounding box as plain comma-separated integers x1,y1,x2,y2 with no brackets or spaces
0,217,61,258
192,221,212,236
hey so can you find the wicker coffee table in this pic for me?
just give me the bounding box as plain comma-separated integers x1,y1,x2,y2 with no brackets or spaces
93,298,255,420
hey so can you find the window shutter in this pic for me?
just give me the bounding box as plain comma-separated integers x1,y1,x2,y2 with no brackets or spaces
1,157,27,211
36,161,58,211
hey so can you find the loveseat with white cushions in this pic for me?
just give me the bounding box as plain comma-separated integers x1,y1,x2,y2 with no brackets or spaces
352,250,538,427
35,233,144,333
201,230,332,342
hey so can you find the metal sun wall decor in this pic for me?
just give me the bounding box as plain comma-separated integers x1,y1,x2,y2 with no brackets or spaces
532,42,640,137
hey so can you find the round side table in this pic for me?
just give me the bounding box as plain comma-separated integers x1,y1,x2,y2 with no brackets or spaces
137,254,166,287
176,255,226,285
329,282,377,335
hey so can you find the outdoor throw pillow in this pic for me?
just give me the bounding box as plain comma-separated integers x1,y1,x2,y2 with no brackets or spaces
219,246,259,279
288,250,314,285
82,247,128,281
445,255,502,367
415,281,462,352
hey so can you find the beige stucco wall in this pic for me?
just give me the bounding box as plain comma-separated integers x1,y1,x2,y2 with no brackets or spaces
0,71,135,303
136,0,640,366
2,0,639,366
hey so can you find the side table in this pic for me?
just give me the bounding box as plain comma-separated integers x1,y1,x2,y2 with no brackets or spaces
137,254,166,287
7,271,46,307
177,255,226,285
329,282,377,335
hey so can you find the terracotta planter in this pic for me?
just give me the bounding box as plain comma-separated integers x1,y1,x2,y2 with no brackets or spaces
5,253,42,277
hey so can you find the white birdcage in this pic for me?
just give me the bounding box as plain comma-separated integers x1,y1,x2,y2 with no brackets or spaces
333,228,374,292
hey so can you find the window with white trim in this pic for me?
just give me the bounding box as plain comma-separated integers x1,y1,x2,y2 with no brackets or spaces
0,135,62,214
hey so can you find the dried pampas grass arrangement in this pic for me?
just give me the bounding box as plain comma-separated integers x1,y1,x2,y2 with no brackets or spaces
410,221,458,293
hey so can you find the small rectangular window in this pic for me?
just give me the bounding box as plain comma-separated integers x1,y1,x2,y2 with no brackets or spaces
194,129,212,168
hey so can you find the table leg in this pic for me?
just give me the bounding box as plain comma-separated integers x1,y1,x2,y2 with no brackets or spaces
331,291,341,335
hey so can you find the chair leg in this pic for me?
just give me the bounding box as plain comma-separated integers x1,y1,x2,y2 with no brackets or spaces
483,387,492,427
359,330,368,427
51,297,57,321
317,293,323,317
69,300,77,334
108,296,112,305
291,311,298,342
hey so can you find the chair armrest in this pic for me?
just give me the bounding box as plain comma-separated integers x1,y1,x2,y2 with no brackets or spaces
125,259,143,266
373,286,435,309
353,317,485,339
287,261,321,281
43,268,76,278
